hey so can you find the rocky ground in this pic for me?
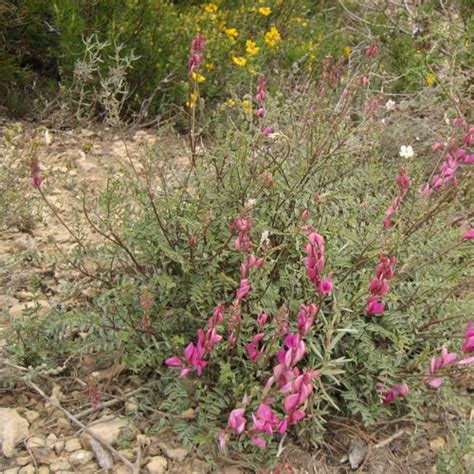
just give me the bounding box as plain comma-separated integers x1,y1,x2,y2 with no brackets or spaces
0,122,472,473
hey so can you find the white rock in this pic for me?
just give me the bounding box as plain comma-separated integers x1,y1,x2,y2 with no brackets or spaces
23,410,40,424
49,458,70,472
64,438,82,452
69,449,93,466
4,467,19,474
38,467,50,474
83,417,132,446
26,436,46,449
16,456,31,466
46,433,58,447
18,465,35,474
54,440,65,455
0,408,30,457
146,456,168,474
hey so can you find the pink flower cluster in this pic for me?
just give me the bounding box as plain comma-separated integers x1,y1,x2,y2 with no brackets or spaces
383,166,411,228
223,302,319,450
231,216,253,253
304,232,333,296
165,304,224,377
30,159,44,187
426,322,474,388
254,74,273,137
422,125,473,196
376,383,409,404
226,370,316,450
237,253,264,300
365,36,381,58
188,34,205,75
366,254,396,315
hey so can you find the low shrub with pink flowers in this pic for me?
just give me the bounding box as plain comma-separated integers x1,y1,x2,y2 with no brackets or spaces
8,15,474,470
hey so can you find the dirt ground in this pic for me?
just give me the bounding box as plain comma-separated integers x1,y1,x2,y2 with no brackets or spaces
0,121,472,473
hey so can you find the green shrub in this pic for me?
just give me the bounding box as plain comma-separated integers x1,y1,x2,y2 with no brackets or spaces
9,35,473,468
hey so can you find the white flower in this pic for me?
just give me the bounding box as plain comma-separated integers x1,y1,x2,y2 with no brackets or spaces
245,198,257,208
399,145,414,158
43,130,51,146
260,230,270,247
385,99,396,111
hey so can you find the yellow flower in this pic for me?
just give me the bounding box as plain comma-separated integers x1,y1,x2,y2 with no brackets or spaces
242,99,252,113
225,28,239,43
343,46,351,58
264,26,281,48
205,63,215,71
426,73,436,87
186,92,199,109
210,14,218,21
191,71,206,83
225,98,236,107
258,7,272,16
204,3,218,13
232,56,247,67
292,17,308,27
246,40,260,56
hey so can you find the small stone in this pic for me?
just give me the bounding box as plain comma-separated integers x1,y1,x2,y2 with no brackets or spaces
38,467,50,474
49,458,70,472
429,437,446,451
26,436,46,449
4,468,19,474
69,449,93,466
16,456,31,466
146,456,168,474
54,440,65,455
32,447,58,465
0,407,30,457
19,465,35,474
23,410,40,424
55,418,71,431
157,442,189,463
46,433,58,447
82,417,132,446
64,438,82,452
348,438,368,470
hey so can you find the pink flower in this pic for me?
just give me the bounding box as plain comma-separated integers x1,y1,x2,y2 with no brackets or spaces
257,107,265,118
165,356,183,367
246,333,265,363
251,404,278,436
377,383,409,404
30,160,44,187
318,277,333,295
366,298,385,315
228,408,247,434
262,126,274,137
463,229,474,240
236,278,251,300
461,321,474,353
432,142,444,152
369,277,390,297
300,209,309,221
257,312,268,328
251,435,266,449
297,304,317,336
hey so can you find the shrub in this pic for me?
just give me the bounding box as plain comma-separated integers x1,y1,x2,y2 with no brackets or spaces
8,30,474,469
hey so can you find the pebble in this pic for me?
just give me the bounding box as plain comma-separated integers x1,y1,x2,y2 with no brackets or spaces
69,449,93,466
64,438,82,452
146,456,168,474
